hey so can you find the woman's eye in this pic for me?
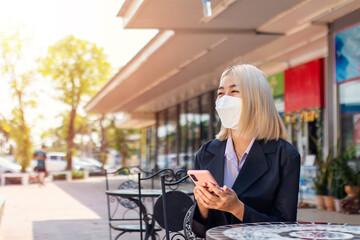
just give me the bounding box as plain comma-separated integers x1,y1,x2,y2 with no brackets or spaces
232,90,239,93
217,92,224,96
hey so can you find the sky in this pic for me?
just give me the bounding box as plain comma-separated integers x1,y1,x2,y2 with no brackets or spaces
0,0,158,148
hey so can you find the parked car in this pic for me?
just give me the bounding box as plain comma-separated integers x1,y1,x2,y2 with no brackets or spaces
157,153,193,169
157,154,176,169
30,153,103,173
0,157,21,175
72,157,102,173
46,152,67,171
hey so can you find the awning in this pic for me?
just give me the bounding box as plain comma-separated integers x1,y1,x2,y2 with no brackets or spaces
85,0,360,125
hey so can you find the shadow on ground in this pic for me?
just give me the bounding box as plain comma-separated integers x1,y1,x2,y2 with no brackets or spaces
52,178,108,218
32,219,110,240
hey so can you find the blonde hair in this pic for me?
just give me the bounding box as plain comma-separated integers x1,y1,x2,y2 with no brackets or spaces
216,64,287,142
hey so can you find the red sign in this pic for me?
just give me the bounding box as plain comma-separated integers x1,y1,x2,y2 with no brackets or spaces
284,58,324,112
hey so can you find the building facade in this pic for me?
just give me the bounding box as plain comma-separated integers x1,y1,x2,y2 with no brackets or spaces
86,1,360,171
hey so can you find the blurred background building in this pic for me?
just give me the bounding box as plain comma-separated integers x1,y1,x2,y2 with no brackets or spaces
85,0,360,171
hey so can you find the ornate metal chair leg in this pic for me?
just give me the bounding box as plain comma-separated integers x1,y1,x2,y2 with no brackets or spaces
109,224,112,240
114,231,126,240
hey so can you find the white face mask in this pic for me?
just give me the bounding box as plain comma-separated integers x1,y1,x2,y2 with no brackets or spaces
215,95,242,129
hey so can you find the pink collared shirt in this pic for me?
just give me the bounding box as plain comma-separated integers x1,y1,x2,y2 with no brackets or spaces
223,134,255,188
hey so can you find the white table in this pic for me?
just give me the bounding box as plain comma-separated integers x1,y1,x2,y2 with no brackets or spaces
206,222,360,240
1,173,29,186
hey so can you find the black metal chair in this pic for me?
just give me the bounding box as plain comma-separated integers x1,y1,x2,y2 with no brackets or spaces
105,166,162,240
154,170,194,240
183,205,197,240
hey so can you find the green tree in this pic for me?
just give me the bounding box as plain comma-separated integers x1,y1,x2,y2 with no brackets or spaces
42,111,95,156
39,35,111,170
0,26,34,172
107,117,140,167
41,126,67,153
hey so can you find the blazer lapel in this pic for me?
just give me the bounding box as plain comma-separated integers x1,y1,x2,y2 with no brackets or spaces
231,140,270,195
204,140,226,187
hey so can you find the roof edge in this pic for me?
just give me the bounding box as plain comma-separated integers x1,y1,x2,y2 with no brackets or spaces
85,30,174,113
117,0,145,28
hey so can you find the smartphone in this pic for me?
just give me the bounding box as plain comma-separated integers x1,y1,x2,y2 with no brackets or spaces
187,170,219,187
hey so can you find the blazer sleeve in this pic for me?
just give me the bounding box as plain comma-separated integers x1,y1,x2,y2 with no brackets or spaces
243,150,301,222
190,144,211,237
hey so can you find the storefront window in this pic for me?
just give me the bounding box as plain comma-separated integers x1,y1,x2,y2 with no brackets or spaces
167,106,177,168
213,89,221,135
179,102,190,169
157,110,167,168
154,91,219,170
339,80,360,155
187,97,201,168
200,93,211,145
145,125,156,169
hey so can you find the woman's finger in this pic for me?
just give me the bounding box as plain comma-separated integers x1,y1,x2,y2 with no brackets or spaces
197,186,217,204
198,195,210,208
209,185,226,198
200,186,220,201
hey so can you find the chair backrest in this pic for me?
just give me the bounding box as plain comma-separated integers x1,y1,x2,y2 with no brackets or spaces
105,165,154,193
153,170,194,240
138,169,176,240
105,166,155,240
105,166,138,191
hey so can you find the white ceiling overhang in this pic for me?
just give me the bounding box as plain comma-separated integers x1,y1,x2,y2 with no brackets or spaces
116,112,156,128
85,0,360,123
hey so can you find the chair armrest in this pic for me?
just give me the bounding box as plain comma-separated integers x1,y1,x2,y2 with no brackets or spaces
183,204,202,240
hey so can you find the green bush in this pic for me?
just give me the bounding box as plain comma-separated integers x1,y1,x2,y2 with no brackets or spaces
72,171,84,179
53,174,66,180
117,168,130,175
312,140,330,195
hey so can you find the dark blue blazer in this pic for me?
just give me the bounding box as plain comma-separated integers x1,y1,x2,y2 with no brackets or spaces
191,138,300,237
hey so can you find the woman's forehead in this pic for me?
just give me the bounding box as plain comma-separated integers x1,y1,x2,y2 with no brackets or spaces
219,76,236,87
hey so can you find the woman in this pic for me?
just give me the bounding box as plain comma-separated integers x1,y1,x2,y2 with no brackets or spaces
191,64,300,237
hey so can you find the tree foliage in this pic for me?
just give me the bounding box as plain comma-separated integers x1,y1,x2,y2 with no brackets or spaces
106,117,140,167
39,35,111,170
42,111,91,154
0,25,34,172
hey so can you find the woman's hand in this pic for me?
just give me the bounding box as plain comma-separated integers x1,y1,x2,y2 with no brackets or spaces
193,183,211,220
197,183,245,221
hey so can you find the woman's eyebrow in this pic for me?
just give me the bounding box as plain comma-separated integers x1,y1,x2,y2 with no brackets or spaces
218,84,237,90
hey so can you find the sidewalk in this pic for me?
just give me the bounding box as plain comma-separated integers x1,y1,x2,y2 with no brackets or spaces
0,176,359,240
0,177,109,240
